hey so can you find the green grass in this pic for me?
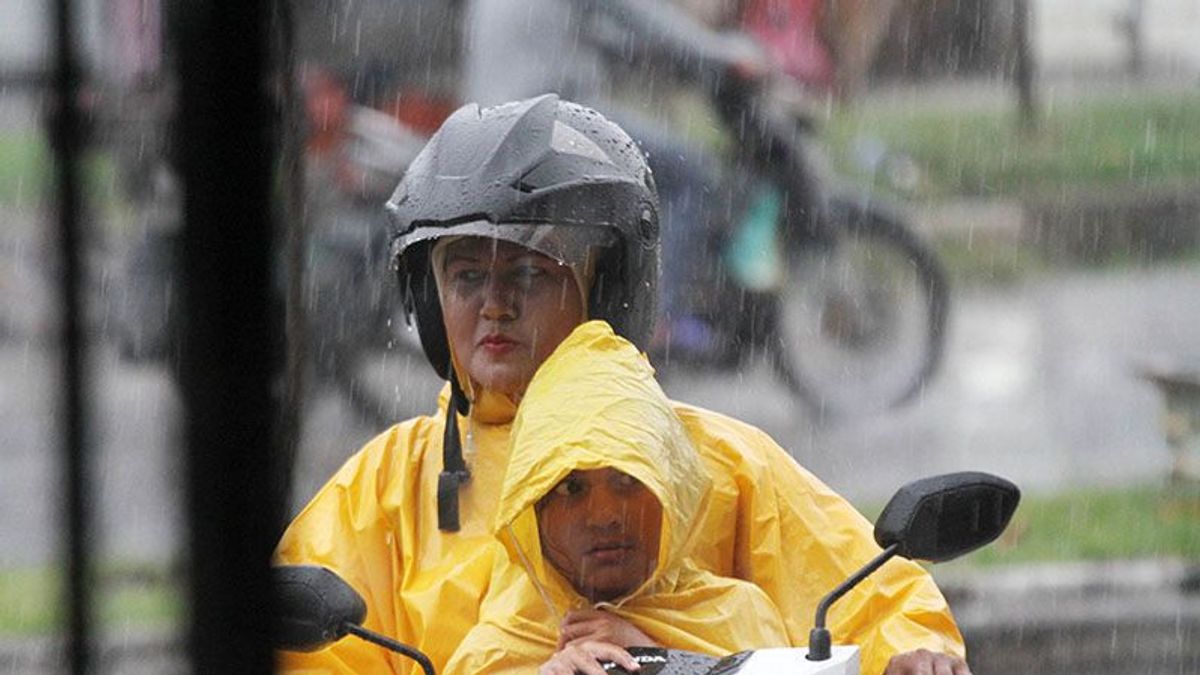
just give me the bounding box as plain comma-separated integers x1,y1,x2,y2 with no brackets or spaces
825,90,1200,199
864,483,1200,568
3,485,1196,632
0,563,182,636
972,483,1200,565
0,133,121,219
0,134,50,208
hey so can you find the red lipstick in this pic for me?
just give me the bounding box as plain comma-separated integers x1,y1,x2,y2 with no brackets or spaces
479,333,517,354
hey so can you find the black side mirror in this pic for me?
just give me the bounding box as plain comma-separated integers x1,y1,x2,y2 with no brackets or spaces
874,471,1020,563
273,565,366,652
808,471,1019,662
273,565,438,675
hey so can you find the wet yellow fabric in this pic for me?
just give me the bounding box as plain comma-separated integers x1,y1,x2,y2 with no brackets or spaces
275,321,965,675
443,322,790,673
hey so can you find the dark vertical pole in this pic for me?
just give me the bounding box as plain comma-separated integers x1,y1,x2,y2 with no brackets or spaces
1013,0,1038,134
50,0,92,673
1119,0,1146,77
274,0,306,525
175,0,281,672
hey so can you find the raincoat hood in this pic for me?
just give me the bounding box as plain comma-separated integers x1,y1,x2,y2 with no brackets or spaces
495,321,711,610
439,322,790,673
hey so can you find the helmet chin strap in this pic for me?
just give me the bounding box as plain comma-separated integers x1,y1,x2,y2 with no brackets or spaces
438,374,472,531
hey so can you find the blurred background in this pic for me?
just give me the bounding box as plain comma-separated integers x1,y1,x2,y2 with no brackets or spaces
1,0,1198,673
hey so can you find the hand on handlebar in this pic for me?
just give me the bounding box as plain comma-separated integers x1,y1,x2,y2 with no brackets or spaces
884,648,972,675
557,608,658,650
539,640,641,675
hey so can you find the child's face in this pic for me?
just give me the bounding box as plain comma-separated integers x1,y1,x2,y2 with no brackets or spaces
536,468,663,603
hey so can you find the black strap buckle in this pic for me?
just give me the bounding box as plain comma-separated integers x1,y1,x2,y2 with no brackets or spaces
438,377,472,532
437,469,470,532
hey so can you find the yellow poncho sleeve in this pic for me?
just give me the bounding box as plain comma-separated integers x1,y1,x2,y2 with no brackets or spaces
274,424,412,673
676,405,966,675
274,417,499,675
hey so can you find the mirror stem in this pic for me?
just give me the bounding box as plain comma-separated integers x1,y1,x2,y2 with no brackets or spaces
807,543,900,661
343,622,436,675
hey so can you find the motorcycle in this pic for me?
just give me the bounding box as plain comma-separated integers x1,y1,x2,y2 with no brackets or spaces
106,73,431,427
274,471,1020,674
580,0,950,416
301,100,430,422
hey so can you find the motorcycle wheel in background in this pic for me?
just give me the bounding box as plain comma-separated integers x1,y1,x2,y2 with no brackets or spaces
305,214,391,427
300,100,436,428
770,197,949,416
304,206,428,429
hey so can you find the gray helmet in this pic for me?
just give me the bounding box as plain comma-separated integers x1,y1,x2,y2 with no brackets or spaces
387,94,660,386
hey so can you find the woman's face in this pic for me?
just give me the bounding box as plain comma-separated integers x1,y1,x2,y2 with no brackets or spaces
537,468,663,604
438,237,585,398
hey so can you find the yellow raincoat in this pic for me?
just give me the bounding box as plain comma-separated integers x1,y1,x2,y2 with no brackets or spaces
443,323,790,673
276,321,964,675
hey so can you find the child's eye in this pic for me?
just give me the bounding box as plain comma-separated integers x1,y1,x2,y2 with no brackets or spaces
612,473,638,490
552,476,585,497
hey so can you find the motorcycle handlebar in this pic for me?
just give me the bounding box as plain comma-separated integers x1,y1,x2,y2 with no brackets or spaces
273,565,437,675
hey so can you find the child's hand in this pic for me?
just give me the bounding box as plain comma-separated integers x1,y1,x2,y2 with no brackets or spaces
558,608,658,650
539,641,640,675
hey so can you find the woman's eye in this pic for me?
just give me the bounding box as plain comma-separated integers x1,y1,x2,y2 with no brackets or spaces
451,268,485,285
512,265,546,286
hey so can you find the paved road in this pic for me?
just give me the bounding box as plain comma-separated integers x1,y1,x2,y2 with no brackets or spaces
680,265,1200,503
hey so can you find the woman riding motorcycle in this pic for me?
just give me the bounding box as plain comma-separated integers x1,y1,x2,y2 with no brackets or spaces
274,94,969,675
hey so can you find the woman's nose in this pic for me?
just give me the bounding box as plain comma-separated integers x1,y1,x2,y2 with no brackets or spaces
480,279,517,319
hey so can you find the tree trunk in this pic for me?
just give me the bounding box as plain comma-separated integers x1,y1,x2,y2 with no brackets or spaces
1012,0,1037,134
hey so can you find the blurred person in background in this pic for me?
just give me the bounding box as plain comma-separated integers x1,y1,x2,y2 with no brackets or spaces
676,0,904,99
461,0,765,357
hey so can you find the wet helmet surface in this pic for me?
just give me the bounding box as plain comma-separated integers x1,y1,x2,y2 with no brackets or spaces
388,94,660,384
